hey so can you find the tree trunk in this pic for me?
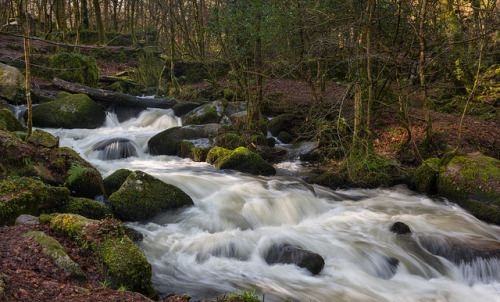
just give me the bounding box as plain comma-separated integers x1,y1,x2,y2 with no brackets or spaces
52,78,177,108
92,0,106,44
19,0,33,139
418,0,432,141
366,0,375,129
81,0,89,29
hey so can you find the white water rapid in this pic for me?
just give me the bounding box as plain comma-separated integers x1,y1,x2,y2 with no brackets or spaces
33,107,500,302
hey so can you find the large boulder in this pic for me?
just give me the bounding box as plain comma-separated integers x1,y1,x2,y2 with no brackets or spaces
0,177,70,225
436,154,500,224
48,214,158,299
0,63,24,103
181,101,224,125
207,146,276,176
103,169,133,196
173,100,203,117
268,114,300,137
108,171,194,221
0,108,25,132
264,243,325,275
148,123,221,155
32,93,105,129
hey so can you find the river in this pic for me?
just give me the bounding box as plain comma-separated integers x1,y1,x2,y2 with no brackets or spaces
29,107,500,302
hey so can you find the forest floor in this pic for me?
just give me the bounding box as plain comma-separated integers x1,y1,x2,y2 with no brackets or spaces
0,33,499,301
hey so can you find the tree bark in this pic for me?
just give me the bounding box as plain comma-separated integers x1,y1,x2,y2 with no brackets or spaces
52,78,177,109
418,0,433,141
92,0,105,44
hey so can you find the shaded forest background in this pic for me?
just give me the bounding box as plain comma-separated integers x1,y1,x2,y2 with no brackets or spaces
1,0,499,170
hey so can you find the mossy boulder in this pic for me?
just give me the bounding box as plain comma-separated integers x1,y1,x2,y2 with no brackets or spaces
27,129,59,148
0,108,25,132
436,154,500,224
64,197,111,220
181,101,224,125
48,214,158,299
437,154,500,204
49,53,99,86
268,114,300,137
308,171,347,189
32,93,105,129
342,153,402,188
207,146,276,176
23,231,87,281
64,163,104,199
148,123,221,155
278,131,294,144
414,158,442,194
173,101,203,117
108,171,194,221
103,169,132,196
0,177,70,225
0,62,24,103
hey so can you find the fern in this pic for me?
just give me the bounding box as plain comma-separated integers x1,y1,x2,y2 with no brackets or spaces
66,162,89,185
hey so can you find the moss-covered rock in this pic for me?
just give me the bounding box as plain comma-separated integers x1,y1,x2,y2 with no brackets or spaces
32,93,105,129
27,129,59,148
23,231,87,281
342,153,402,188
278,131,294,144
49,214,158,299
0,108,25,132
56,91,72,100
436,154,500,224
148,124,221,155
173,101,203,117
268,114,300,137
207,146,276,176
64,163,104,199
0,63,25,103
414,158,442,194
64,197,111,219
108,171,194,221
49,53,99,86
181,101,223,125
308,171,347,189
216,132,244,150
103,169,133,196
192,146,211,162
0,177,70,225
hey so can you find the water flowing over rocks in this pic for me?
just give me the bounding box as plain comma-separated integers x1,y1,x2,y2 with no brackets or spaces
91,137,138,160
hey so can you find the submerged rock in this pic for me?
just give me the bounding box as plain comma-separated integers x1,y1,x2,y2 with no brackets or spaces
207,146,276,176
32,93,105,129
390,222,412,235
91,137,138,160
419,236,500,264
108,171,194,221
264,243,325,275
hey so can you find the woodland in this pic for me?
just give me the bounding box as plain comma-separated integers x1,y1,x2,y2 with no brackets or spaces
0,0,499,301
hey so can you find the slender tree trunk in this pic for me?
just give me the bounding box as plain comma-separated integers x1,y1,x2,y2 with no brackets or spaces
72,0,80,45
92,0,106,44
81,0,89,29
19,0,33,139
112,0,118,31
418,0,432,141
366,0,375,129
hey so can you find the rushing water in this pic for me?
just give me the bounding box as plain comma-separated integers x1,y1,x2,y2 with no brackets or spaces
29,107,500,302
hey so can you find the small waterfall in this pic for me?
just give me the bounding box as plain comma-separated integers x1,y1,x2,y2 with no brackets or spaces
14,105,500,302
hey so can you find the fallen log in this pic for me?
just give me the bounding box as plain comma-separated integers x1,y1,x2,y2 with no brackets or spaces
52,77,177,109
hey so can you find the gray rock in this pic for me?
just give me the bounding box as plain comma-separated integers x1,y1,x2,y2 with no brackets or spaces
265,243,325,275
0,63,24,103
15,214,39,225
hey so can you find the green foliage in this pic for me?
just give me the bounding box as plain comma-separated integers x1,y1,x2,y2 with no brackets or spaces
226,288,261,302
133,52,163,88
49,53,99,86
64,162,104,199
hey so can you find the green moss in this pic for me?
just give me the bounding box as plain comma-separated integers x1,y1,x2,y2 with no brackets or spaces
223,88,234,101
27,129,59,148
414,158,442,194
65,197,111,219
217,133,243,150
191,146,210,162
310,171,347,189
0,108,25,132
49,53,99,86
183,105,219,125
343,153,400,188
268,114,300,137
278,131,294,144
103,169,132,196
0,177,70,225
177,140,195,158
108,171,194,221
32,94,106,129
452,198,500,225
437,155,500,203
207,146,276,176
23,231,87,281
64,163,104,199
56,91,72,100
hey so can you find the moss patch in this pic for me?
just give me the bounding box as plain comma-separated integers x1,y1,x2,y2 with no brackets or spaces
0,108,25,132
103,169,132,196
49,53,99,86
64,163,104,199
31,94,105,129
64,197,111,220
207,146,276,176
108,171,194,221
414,158,442,194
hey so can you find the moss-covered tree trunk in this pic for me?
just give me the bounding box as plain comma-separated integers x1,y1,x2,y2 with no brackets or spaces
92,0,106,44
418,0,433,142
19,0,33,139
